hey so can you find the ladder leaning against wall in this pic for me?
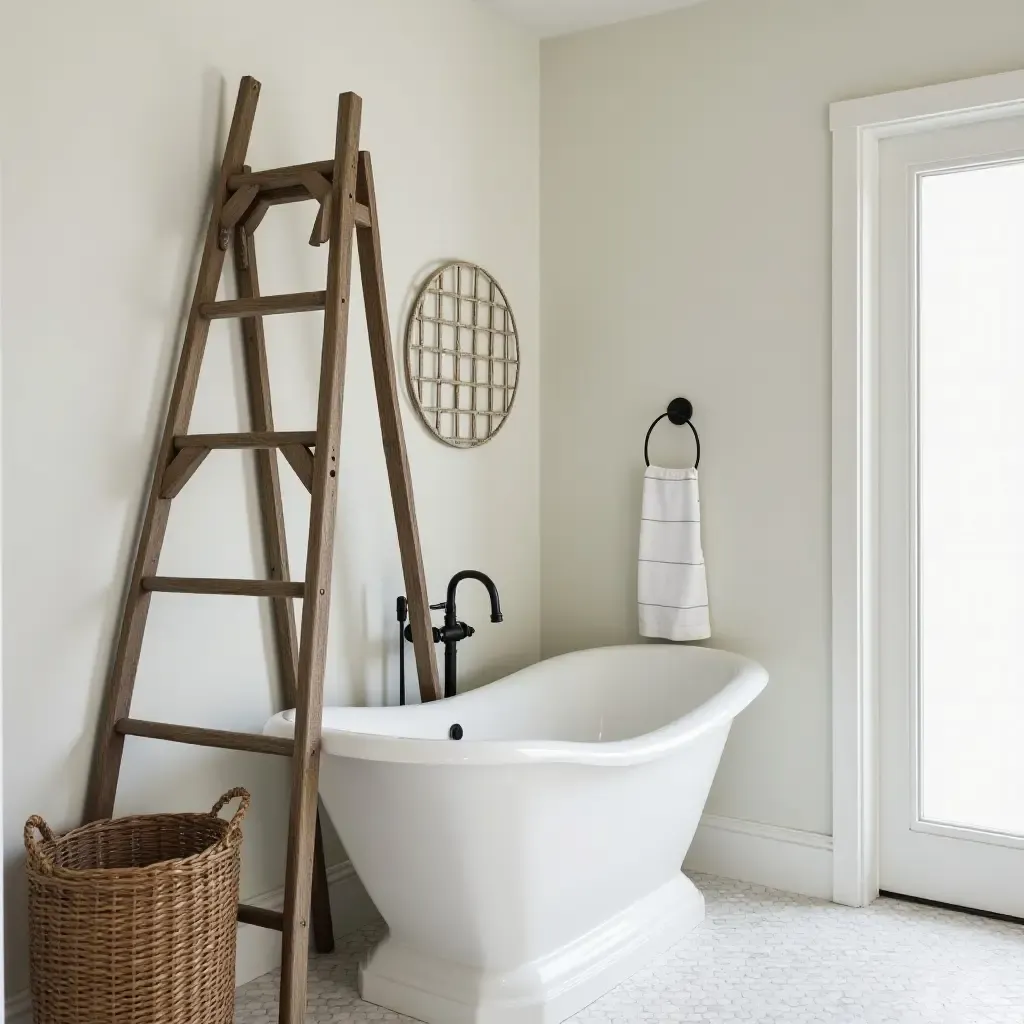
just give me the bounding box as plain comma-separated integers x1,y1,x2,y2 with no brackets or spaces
83,76,443,1024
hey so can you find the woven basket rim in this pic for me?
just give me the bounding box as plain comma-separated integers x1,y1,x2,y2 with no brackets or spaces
25,791,249,882
27,815,237,880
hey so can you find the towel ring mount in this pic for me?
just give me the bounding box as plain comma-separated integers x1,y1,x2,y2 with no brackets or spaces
644,397,700,469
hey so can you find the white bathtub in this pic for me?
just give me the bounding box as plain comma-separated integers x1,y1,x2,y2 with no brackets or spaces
265,644,767,1024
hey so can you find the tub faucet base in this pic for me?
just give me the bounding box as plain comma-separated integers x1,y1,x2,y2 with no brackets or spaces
358,873,705,1024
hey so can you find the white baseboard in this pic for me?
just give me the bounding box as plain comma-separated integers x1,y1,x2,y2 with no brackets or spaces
684,814,834,900
4,859,378,1024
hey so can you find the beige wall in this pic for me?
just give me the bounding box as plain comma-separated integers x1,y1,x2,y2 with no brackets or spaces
0,0,540,1001
540,0,1024,835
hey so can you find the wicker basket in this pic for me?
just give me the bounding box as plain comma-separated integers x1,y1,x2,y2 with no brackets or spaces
25,788,250,1024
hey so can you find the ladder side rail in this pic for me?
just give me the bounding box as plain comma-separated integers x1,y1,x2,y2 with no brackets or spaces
84,76,262,823
355,152,442,703
279,91,363,1024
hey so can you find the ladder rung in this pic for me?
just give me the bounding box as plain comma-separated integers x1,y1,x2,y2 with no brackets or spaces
115,718,295,756
142,577,304,597
228,160,335,191
238,904,284,930
200,292,326,319
174,431,317,450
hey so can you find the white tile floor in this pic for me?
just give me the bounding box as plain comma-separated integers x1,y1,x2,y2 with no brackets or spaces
235,874,1024,1023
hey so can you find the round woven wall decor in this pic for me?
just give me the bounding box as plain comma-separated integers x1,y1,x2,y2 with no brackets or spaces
405,261,520,448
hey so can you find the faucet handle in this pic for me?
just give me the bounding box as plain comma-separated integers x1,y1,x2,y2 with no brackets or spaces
404,623,444,644
429,601,446,611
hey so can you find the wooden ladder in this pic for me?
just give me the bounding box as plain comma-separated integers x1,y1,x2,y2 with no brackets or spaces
83,76,443,1024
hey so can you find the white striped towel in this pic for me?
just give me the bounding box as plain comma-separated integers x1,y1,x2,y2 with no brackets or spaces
638,466,710,641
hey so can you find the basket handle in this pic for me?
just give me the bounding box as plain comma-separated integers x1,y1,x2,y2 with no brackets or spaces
210,788,250,833
24,815,57,871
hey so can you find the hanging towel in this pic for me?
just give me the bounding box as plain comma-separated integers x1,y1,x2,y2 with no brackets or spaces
638,466,711,641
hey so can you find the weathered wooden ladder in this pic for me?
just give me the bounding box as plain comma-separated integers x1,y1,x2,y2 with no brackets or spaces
84,76,443,1023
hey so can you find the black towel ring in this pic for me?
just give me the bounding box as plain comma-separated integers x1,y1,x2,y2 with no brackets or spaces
644,397,700,469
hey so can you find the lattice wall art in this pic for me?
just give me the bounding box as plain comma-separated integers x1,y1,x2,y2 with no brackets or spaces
404,262,520,448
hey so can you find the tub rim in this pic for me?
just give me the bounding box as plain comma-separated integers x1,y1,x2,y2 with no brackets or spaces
265,644,767,767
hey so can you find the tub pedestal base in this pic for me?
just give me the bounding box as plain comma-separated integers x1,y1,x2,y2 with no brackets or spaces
359,873,704,1024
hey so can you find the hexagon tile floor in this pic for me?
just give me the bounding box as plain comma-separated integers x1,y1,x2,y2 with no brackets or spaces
234,874,1024,1023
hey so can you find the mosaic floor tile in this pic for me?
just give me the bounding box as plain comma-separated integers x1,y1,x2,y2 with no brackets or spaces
235,874,1024,1023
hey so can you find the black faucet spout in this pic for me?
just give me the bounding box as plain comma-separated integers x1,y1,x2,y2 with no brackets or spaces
445,570,502,625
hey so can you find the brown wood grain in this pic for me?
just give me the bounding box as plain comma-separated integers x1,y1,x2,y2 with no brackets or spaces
299,170,333,247
280,91,362,1024
235,182,369,227
200,292,326,319
232,218,335,954
141,577,304,597
238,904,285,930
231,217,301,708
84,76,263,824
280,445,315,492
308,200,330,247
297,169,331,201
173,430,316,449
257,184,317,205
220,183,259,230
227,159,335,191
115,718,295,756
86,81,438,1021
159,446,210,499
244,198,272,233
356,151,442,703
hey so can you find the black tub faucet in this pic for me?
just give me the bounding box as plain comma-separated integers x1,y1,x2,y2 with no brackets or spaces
441,571,502,699
399,570,502,700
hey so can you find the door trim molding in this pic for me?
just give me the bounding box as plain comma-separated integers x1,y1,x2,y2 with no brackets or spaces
829,68,1024,908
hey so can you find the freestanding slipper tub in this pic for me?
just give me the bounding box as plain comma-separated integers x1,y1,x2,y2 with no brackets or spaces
265,643,767,1024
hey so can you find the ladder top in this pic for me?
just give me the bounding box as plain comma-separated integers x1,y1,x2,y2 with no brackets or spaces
227,160,335,192
224,163,372,228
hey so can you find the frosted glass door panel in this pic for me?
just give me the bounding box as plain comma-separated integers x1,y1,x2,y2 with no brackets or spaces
918,161,1024,839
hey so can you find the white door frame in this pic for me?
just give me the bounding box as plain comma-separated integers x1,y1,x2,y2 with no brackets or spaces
830,68,1024,907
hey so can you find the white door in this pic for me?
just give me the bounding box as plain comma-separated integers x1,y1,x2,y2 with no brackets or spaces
879,113,1024,918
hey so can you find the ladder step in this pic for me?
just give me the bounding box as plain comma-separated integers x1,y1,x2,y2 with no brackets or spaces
115,718,295,756
142,577,304,597
200,292,326,319
174,431,317,450
238,904,284,930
